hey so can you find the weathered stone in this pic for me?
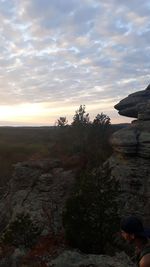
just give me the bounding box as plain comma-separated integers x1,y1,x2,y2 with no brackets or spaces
48,250,133,267
111,126,139,155
114,84,150,118
0,159,76,235
0,246,26,267
108,156,150,223
138,131,150,158
111,120,150,158
109,84,150,224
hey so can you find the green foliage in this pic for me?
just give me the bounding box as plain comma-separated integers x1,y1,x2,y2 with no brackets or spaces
56,117,68,127
63,165,120,254
49,122,113,168
93,113,111,126
0,113,122,190
72,105,90,126
0,212,41,248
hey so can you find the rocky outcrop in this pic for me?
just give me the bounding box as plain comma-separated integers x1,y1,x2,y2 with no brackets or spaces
109,84,150,224
114,84,150,119
48,250,133,267
0,159,76,234
111,120,150,157
0,248,134,267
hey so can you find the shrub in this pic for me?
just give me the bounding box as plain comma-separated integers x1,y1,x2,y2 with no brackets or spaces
0,212,41,248
63,165,120,254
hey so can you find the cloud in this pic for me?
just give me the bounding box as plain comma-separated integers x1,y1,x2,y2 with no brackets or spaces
0,0,149,124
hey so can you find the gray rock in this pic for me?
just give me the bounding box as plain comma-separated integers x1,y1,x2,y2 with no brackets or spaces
110,126,139,155
0,159,76,235
0,247,26,267
138,131,150,158
108,155,150,222
109,84,150,224
48,250,133,267
114,84,150,118
111,120,150,158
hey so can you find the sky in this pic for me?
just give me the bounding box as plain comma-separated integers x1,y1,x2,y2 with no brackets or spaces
0,0,150,126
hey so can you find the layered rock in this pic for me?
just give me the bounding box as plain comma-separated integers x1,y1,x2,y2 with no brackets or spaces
0,159,76,234
109,84,150,224
114,84,150,119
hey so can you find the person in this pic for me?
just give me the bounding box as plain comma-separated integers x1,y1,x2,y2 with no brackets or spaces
120,216,150,267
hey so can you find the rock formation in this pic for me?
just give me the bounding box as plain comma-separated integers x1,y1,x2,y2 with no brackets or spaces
0,84,149,254
109,84,150,224
0,159,76,234
48,250,133,267
0,248,134,267
114,84,150,119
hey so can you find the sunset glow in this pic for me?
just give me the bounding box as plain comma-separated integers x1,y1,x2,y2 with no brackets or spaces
0,0,149,126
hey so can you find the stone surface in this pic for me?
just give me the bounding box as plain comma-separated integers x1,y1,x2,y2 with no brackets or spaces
109,85,150,225
108,155,150,221
0,246,26,267
111,120,150,158
0,248,134,267
48,250,133,267
111,126,139,155
114,84,150,119
0,159,76,235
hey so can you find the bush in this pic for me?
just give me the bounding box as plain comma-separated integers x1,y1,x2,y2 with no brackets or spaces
63,165,120,254
0,212,41,248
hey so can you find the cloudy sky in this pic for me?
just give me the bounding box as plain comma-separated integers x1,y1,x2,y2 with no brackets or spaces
0,0,150,126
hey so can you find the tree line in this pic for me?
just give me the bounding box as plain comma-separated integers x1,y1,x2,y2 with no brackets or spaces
55,105,111,127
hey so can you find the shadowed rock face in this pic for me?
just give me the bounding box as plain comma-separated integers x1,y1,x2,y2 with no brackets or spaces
114,84,150,119
111,121,150,157
109,84,150,224
0,159,76,235
49,250,133,267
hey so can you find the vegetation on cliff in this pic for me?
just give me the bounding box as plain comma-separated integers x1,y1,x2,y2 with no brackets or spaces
63,165,120,254
0,105,127,265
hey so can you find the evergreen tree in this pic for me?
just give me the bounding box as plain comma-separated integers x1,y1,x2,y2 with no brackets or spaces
93,112,111,126
72,105,90,125
56,116,68,127
63,164,120,254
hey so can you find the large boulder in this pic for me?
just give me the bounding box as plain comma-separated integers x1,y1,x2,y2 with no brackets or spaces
0,159,76,235
48,250,133,267
109,84,150,224
111,120,150,158
114,84,150,119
